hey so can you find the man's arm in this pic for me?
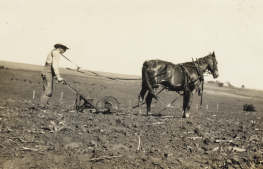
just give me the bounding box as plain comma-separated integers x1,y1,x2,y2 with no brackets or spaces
52,50,63,81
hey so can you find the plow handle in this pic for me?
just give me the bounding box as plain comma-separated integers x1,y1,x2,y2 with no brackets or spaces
64,81,87,100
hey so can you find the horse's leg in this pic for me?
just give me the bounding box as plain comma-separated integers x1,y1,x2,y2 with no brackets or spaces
182,90,193,118
138,82,148,104
137,88,147,114
145,93,154,116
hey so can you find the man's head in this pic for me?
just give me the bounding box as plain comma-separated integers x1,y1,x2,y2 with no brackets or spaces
54,43,69,53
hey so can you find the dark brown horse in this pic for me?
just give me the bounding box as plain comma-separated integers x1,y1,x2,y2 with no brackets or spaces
138,52,219,118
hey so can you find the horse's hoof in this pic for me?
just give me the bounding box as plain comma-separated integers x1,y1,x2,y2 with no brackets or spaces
182,113,190,118
146,112,152,116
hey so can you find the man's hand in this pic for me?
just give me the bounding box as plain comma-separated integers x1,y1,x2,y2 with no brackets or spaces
57,77,67,85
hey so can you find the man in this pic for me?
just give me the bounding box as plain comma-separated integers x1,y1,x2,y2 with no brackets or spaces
40,43,69,108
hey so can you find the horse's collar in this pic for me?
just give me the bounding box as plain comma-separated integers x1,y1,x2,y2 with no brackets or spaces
192,59,204,82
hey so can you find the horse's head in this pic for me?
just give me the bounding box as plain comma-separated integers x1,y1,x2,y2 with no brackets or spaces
205,52,219,78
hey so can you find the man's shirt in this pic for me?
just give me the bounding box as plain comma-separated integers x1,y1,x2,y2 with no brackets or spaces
45,49,62,79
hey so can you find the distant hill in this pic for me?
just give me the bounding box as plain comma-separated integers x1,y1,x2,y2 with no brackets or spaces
0,60,140,79
0,60,43,72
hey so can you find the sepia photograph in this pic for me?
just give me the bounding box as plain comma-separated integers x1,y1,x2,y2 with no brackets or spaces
0,0,263,168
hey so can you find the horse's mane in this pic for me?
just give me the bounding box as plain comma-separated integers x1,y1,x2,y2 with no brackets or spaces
182,53,214,68
149,52,214,68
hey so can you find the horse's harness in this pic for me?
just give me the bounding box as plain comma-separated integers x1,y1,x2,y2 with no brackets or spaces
151,57,212,105
179,58,205,104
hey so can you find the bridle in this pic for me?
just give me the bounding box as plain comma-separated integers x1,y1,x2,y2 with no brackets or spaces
209,56,218,77
197,54,217,76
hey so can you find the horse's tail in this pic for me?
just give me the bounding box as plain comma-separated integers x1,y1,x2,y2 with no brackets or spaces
142,61,158,99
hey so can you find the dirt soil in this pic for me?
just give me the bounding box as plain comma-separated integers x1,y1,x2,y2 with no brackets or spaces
1,68,263,169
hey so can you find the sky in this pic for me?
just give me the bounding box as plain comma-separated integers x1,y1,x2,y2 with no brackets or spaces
0,0,262,89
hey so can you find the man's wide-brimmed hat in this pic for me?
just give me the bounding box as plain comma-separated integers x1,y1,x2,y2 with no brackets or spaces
54,43,69,50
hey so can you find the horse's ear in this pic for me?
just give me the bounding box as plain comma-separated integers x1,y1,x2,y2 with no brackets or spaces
212,51,215,57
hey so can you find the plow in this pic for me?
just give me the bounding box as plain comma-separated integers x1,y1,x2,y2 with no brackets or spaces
64,81,120,113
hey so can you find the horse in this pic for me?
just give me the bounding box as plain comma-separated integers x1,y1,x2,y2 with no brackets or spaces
138,52,219,118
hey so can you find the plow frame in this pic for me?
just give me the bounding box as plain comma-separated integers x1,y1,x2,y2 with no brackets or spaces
65,82,120,113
